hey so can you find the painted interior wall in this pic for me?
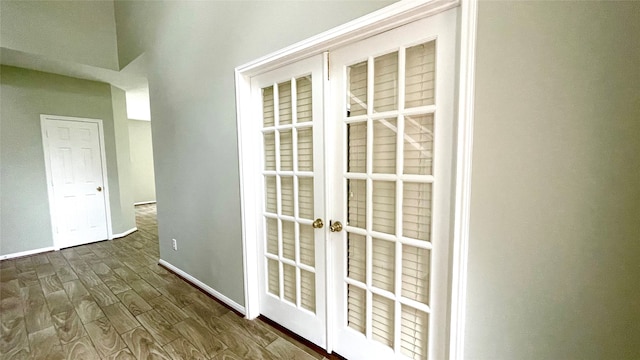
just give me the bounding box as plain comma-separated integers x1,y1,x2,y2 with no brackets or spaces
111,85,137,233
114,0,395,306
0,66,134,256
465,2,640,359
128,120,156,204
0,0,119,70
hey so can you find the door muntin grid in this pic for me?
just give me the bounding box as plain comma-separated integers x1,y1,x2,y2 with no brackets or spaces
262,75,317,314
344,39,437,359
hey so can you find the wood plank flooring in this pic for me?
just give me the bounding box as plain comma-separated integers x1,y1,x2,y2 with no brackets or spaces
0,204,327,360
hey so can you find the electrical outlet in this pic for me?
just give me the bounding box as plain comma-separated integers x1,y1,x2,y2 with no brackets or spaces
172,239,178,251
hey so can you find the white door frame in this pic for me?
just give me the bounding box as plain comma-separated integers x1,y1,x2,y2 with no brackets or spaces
235,0,478,358
41,114,113,250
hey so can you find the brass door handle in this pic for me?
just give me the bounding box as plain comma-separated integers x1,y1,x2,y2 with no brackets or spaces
329,220,343,232
312,218,324,229
97,186,102,192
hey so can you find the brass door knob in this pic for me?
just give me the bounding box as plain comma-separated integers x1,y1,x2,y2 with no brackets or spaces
329,220,343,232
312,218,324,229
97,186,102,192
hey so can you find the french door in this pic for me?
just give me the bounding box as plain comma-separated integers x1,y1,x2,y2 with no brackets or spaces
251,55,328,347
329,9,457,360
251,7,457,359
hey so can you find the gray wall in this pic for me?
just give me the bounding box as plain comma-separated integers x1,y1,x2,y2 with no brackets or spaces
0,66,134,255
114,0,395,306
128,120,156,204
0,0,119,70
111,85,137,232
465,2,640,359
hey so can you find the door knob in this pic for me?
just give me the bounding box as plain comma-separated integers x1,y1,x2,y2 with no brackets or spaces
312,218,324,229
97,186,102,192
329,220,343,232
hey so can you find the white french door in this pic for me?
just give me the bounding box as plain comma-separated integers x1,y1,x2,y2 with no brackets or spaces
249,6,457,360
329,8,457,360
42,116,110,249
251,55,328,347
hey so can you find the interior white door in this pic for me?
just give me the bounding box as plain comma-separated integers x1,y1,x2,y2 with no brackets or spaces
43,117,109,249
251,54,327,347
329,8,457,360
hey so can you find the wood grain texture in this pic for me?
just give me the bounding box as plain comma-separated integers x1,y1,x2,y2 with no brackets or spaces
265,337,319,360
127,279,161,301
0,317,29,358
113,267,140,283
163,337,208,360
135,309,178,346
103,347,136,360
1,279,20,300
147,296,189,325
84,317,127,358
1,297,24,321
88,284,119,307
22,285,52,333
121,327,171,360
39,274,63,296
72,294,105,324
0,204,330,360
45,290,73,316
55,266,78,283
35,264,55,279
174,318,226,358
102,276,132,295
51,309,86,345
102,303,140,335
27,326,61,360
16,271,39,288
63,336,101,360
116,290,152,317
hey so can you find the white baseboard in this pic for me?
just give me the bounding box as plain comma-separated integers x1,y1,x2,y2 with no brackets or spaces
134,201,157,205
0,246,56,261
158,259,246,315
111,227,137,239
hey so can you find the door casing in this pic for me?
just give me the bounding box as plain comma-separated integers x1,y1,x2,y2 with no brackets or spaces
41,114,113,250
235,0,478,358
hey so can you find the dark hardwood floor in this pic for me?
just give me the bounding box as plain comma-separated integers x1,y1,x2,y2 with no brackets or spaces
0,204,327,360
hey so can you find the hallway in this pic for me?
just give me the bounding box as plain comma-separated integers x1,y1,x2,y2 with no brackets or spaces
0,204,326,360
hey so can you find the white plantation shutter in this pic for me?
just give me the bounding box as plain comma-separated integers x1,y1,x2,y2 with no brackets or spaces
345,40,436,359
262,74,318,313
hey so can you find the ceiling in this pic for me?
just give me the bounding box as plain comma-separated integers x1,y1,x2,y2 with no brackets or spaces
1,47,148,91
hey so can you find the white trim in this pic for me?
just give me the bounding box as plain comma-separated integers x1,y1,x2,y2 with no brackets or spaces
134,201,157,205
236,0,459,77
40,115,114,248
110,227,137,239
158,259,246,315
235,0,477,357
449,0,478,359
0,246,56,261
236,68,261,320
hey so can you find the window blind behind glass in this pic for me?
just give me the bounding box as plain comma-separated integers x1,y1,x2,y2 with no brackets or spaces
345,40,435,358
